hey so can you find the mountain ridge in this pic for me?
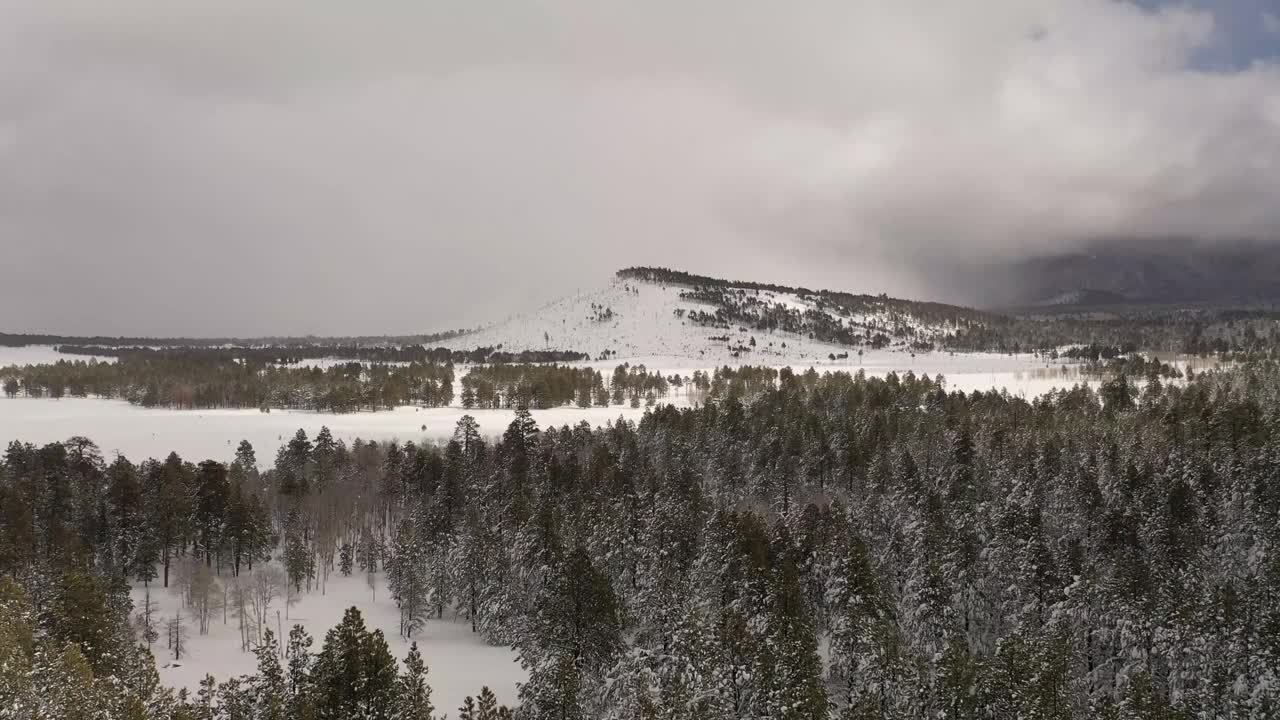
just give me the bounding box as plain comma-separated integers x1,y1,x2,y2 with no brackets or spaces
978,239,1280,308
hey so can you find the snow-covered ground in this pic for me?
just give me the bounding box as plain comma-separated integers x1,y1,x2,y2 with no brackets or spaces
1,345,1224,463
0,397,675,464
0,351,1094,465
437,277,943,365
132,568,524,713
0,344,116,366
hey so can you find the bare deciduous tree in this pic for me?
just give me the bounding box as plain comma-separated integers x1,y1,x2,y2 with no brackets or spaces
249,566,285,645
134,587,159,648
190,563,224,635
166,610,190,661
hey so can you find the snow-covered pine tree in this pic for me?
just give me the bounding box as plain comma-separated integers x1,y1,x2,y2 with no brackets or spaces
396,642,435,720
387,519,430,638
339,542,354,576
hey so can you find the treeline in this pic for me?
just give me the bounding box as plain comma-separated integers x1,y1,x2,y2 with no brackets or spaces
947,305,1280,356
0,328,470,348
458,363,679,409
1,354,455,411
1056,342,1141,361
1049,345,1184,379
54,343,588,365
461,364,609,409
607,363,672,405
7,360,1280,716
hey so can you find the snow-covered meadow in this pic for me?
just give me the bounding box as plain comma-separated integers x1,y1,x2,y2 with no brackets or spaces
0,344,116,366
4,347,1198,467
0,396,677,464
0,353,1102,464
132,566,525,713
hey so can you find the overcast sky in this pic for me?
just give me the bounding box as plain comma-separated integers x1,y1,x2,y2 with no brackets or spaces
1,1,1278,336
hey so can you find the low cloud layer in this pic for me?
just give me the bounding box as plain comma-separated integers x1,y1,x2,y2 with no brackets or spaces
1,1,1278,334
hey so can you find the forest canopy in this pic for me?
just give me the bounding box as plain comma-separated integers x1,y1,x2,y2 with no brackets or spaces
4,360,1280,717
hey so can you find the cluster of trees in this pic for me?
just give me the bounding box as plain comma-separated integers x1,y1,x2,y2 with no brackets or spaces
7,359,1280,717
0,436,276,589
460,365,609,409
587,303,615,323
458,363,682,410
947,306,1280,357
1057,343,1142,362
621,266,990,351
677,286,968,350
0,355,455,411
1,576,510,719
607,363,672,406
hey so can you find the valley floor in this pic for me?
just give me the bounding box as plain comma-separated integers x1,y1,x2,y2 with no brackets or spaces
1,345,1222,463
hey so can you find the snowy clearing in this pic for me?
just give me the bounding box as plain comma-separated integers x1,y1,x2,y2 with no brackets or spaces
132,568,524,712
0,397,679,464
0,344,116,366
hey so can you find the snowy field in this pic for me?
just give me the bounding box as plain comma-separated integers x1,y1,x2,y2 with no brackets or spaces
0,344,116,366
0,397,676,464
2,342,1222,464
0,354,1102,464
132,568,524,712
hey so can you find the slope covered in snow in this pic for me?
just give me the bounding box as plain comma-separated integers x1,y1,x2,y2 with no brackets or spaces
440,268,992,365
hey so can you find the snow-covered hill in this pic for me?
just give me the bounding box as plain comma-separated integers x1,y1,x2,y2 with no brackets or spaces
439,269,990,365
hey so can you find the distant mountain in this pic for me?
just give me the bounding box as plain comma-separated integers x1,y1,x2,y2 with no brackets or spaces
438,267,996,363
988,240,1280,308
1032,288,1129,307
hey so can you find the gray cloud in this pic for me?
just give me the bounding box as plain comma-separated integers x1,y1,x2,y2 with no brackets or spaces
1,0,1278,334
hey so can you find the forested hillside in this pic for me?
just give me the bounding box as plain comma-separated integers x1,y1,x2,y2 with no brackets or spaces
4,360,1280,718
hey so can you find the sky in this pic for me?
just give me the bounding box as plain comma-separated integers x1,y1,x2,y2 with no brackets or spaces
1,0,1278,336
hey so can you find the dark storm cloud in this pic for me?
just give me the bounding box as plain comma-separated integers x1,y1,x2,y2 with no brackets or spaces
1,1,1278,334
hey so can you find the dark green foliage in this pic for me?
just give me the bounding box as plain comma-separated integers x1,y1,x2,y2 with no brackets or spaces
309,608,400,720
395,643,434,720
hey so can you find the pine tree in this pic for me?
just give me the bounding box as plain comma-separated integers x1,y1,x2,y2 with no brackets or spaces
286,625,316,719
517,546,621,717
311,608,400,720
396,642,435,720
284,513,316,594
757,526,828,719
144,453,195,588
252,629,288,720
339,543,354,576
218,676,255,720
106,456,143,579
387,521,430,638
49,570,121,675
475,686,509,720
193,460,230,568
195,674,218,720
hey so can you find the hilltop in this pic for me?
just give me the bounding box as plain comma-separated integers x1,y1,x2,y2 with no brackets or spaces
438,267,998,364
